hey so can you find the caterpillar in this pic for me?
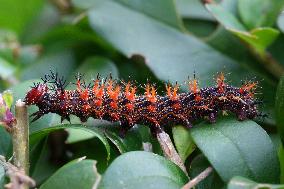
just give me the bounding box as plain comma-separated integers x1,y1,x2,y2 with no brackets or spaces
24,71,260,135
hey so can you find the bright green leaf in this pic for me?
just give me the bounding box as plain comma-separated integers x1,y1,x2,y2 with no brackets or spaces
230,27,279,53
279,144,284,184
0,0,43,35
190,117,279,183
276,76,284,145
228,176,284,189
172,125,195,162
238,0,284,29
40,159,100,189
2,91,13,109
206,3,279,54
99,151,188,189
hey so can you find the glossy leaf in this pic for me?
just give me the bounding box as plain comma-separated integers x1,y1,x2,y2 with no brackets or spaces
99,151,188,189
172,125,195,162
190,117,279,183
176,0,214,20
104,128,142,153
0,127,11,156
40,159,100,189
231,28,279,53
276,76,284,145
228,176,284,189
206,3,280,54
88,0,252,89
238,0,284,29
72,0,183,30
30,125,111,161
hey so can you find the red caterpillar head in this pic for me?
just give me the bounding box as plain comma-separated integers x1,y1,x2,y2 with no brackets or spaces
25,83,48,105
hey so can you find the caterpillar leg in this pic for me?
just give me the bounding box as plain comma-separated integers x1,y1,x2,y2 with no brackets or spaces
118,119,134,138
61,115,71,123
30,111,45,122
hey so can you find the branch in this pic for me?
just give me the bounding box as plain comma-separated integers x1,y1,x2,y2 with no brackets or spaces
0,155,35,189
10,100,30,188
156,131,188,176
182,167,213,189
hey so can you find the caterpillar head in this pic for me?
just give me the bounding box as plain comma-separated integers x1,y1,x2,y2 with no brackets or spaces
25,83,48,105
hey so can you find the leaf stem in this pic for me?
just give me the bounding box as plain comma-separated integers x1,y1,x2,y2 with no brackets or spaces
11,100,29,177
182,167,213,189
156,131,188,176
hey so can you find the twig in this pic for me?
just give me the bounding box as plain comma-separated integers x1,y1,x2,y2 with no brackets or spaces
10,100,30,188
92,161,101,189
156,131,188,176
182,167,213,189
0,155,35,189
255,51,284,79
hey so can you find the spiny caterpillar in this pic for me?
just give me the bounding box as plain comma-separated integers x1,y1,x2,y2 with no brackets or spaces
24,71,260,135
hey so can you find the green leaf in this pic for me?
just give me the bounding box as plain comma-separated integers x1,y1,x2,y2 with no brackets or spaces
99,151,188,189
20,50,76,81
0,127,11,156
72,0,183,30
279,144,284,184
238,0,284,29
115,0,184,30
0,57,15,80
176,0,214,20
230,27,280,53
2,91,13,109
228,176,284,189
172,125,195,162
104,128,142,153
206,3,280,54
30,125,111,161
40,159,100,189
190,117,279,183
30,138,59,185
76,56,119,80
0,0,44,35
276,76,284,145
87,0,253,89
189,154,224,189
206,3,245,31
66,129,96,144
